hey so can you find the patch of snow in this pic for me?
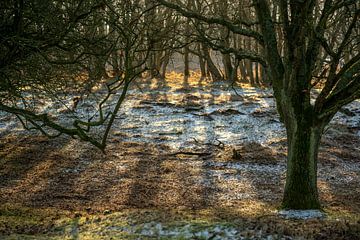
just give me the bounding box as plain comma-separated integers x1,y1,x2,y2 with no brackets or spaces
207,161,286,174
218,192,254,200
105,221,294,239
1,78,359,164
278,210,325,220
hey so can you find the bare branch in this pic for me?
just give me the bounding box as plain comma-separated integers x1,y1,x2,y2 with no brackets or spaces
156,0,264,45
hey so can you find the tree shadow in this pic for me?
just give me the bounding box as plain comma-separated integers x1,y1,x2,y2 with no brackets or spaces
317,130,360,213
1,71,359,240
123,147,167,208
0,136,71,204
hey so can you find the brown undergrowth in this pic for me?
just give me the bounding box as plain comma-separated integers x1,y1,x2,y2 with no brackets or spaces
0,134,359,239
0,73,359,239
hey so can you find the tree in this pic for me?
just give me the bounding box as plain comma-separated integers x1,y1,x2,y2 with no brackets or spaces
0,0,167,151
0,0,112,149
157,0,360,209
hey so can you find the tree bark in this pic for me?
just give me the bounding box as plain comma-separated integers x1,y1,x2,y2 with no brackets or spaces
245,59,255,85
202,44,222,81
161,50,171,79
184,46,190,78
239,60,247,83
198,44,207,79
218,2,233,81
282,119,325,209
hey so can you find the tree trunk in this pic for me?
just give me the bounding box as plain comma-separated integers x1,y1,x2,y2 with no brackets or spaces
202,44,222,81
245,60,255,85
239,60,247,83
222,52,233,81
161,51,171,79
198,44,207,79
230,59,239,83
282,119,325,209
221,30,233,81
255,62,260,85
184,46,190,78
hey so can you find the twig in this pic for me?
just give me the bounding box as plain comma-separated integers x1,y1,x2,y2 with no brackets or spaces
168,151,212,156
214,139,225,149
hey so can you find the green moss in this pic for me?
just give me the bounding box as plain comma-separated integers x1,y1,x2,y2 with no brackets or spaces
1,205,360,239
325,208,360,222
0,204,75,238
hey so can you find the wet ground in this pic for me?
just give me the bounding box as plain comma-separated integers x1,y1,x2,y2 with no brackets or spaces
0,72,360,239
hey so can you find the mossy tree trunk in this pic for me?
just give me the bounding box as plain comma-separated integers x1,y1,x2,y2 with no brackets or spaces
254,0,325,209
282,112,327,209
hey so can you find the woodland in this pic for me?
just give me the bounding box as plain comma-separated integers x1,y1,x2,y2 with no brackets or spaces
0,0,359,239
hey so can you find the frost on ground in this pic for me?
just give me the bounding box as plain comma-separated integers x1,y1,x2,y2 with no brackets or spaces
278,210,325,220
0,73,360,239
1,73,359,150
105,221,292,240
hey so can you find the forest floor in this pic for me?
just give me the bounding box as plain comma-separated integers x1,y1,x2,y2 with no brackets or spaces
0,72,360,239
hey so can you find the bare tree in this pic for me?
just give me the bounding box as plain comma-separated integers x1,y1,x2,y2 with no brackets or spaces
0,0,164,151
158,0,360,209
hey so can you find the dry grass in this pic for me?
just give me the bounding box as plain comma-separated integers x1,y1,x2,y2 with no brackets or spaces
0,72,359,239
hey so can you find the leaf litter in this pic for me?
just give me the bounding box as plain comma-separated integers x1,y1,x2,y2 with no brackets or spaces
0,72,360,239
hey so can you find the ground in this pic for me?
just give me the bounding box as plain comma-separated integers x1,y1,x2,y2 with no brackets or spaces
0,72,360,239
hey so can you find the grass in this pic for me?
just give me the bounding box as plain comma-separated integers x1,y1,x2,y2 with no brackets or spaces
1,73,359,239
1,203,360,239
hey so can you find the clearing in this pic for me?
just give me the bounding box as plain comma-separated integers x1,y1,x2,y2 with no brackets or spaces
1,72,360,239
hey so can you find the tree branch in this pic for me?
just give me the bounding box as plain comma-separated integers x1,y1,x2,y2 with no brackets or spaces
156,0,264,45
